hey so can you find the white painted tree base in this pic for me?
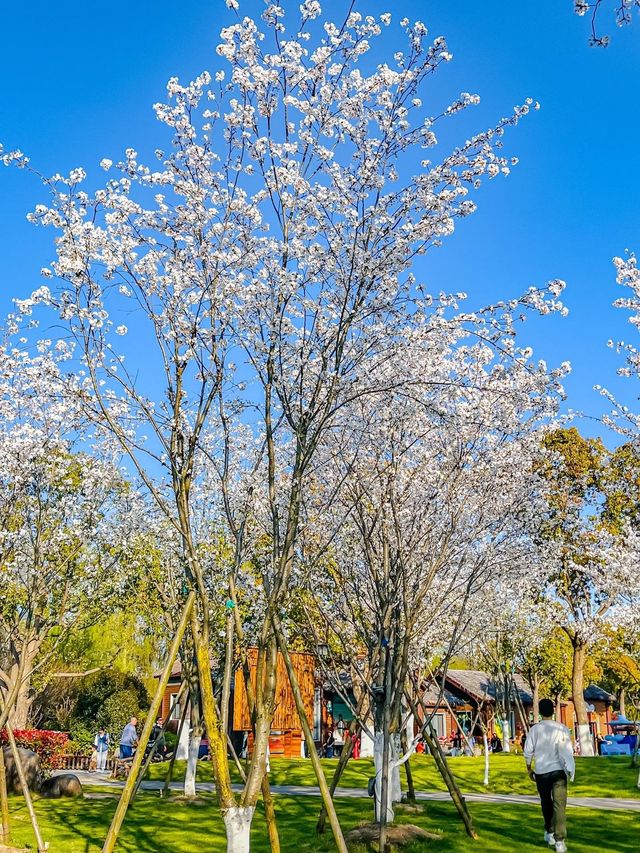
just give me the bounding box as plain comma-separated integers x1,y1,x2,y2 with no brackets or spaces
501,720,511,753
373,732,401,823
176,722,190,761
184,734,201,797
577,723,594,757
223,806,255,853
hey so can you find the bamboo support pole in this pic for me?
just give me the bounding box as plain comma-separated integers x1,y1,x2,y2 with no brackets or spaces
131,682,186,803
271,613,347,853
405,688,476,838
5,725,46,852
102,591,195,853
0,744,10,842
316,728,355,834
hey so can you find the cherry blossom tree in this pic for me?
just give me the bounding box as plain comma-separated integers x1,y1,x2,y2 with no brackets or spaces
2,3,555,849
294,294,567,837
0,342,132,730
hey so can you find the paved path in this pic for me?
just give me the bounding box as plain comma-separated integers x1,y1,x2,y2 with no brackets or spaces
64,771,640,812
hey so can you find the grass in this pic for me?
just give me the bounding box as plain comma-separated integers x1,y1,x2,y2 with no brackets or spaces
145,753,640,799
4,791,638,852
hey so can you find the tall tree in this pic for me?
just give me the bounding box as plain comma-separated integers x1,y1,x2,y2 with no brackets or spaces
3,3,560,848
538,427,636,755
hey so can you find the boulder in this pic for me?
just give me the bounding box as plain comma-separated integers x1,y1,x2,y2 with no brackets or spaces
39,773,83,799
1,747,42,794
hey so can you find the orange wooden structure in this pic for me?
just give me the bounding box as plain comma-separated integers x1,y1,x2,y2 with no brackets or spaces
233,649,316,759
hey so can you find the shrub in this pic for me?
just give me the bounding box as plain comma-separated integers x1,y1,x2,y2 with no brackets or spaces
1,729,69,772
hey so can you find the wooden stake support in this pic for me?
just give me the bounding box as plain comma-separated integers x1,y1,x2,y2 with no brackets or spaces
101,591,195,853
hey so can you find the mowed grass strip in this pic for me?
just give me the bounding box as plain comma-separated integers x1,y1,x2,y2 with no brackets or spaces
4,791,638,852
145,753,640,799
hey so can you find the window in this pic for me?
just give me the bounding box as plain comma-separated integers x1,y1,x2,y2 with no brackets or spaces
169,693,181,721
433,713,446,738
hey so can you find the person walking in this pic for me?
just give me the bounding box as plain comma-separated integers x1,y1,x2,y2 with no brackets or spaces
93,727,110,772
119,716,138,759
524,698,575,853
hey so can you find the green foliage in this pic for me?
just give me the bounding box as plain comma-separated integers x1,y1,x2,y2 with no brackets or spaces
36,668,150,751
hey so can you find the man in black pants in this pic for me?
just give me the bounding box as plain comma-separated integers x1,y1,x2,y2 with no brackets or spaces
524,698,575,853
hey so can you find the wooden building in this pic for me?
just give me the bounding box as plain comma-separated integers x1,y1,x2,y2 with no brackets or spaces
233,649,316,759
158,650,318,760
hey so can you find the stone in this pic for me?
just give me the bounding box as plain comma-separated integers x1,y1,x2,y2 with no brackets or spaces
39,773,83,799
1,747,42,794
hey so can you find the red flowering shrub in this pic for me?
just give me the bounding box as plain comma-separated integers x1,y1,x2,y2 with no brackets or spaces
0,729,69,771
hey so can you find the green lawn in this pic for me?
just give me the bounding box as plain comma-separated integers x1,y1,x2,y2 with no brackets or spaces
146,753,640,799
4,791,638,852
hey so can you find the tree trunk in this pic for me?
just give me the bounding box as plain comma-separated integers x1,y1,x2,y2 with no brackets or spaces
400,727,416,803
185,679,203,799
482,731,490,786
555,693,562,722
619,688,626,718
571,640,594,756
223,806,255,853
500,717,511,753
0,745,10,842
184,732,201,798
532,676,540,724
8,646,38,729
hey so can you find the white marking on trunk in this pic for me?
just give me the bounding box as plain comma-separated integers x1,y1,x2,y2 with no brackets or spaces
223,805,255,853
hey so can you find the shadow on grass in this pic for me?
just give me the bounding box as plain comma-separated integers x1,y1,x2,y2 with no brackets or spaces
5,788,637,852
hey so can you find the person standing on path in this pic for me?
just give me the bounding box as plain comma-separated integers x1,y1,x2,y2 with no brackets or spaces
119,716,138,759
93,727,110,771
524,698,575,853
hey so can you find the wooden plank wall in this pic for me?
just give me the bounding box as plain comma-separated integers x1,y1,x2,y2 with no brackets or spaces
233,648,316,731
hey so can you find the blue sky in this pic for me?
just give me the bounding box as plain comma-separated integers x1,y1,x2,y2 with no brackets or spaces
0,1,639,440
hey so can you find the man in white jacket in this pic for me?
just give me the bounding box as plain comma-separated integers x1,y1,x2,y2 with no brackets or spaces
524,698,576,853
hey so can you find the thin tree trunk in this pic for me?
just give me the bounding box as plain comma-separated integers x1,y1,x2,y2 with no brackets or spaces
102,591,195,853
400,726,416,803
532,676,540,723
185,687,203,799
619,688,626,718
5,725,46,853
0,745,11,842
406,689,476,838
571,640,594,756
482,731,490,786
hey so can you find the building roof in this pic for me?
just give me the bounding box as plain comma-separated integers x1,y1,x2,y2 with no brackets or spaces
421,682,467,709
583,684,616,703
444,670,533,706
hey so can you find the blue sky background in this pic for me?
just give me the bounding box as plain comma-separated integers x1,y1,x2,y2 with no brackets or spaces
0,1,638,442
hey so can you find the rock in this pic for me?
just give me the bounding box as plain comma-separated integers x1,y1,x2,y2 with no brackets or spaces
1,747,42,794
39,773,83,798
